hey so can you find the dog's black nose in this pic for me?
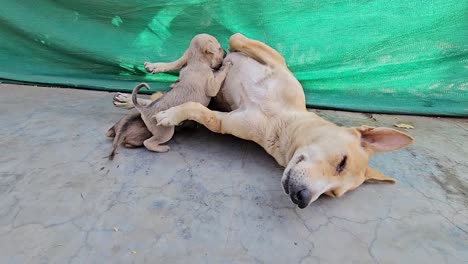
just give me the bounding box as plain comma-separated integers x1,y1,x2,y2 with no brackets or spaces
294,189,312,209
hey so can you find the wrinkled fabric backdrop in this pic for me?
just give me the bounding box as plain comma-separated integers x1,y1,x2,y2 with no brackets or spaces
0,0,466,116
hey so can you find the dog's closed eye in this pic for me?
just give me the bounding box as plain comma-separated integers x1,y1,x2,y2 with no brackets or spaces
336,155,347,173
295,154,306,165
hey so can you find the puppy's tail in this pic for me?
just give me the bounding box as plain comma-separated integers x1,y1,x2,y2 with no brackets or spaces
108,132,124,160
108,122,128,160
131,83,151,111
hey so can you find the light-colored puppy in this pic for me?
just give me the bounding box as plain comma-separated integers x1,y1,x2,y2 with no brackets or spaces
125,34,231,153
155,33,414,209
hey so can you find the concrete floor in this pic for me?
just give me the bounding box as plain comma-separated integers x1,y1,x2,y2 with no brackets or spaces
0,83,467,264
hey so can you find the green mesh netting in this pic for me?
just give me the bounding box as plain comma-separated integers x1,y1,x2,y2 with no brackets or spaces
0,1,466,116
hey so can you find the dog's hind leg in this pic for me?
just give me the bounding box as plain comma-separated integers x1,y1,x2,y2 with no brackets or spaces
229,33,286,69
143,126,175,153
113,93,153,109
113,91,164,109
156,102,263,143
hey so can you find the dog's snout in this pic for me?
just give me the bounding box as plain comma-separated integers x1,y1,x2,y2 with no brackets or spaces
283,169,313,208
290,188,313,209
296,189,312,209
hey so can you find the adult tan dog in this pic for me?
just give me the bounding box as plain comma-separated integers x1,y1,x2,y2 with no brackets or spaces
154,33,414,209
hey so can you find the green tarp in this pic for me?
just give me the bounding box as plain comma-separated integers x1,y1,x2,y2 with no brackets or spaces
0,1,466,116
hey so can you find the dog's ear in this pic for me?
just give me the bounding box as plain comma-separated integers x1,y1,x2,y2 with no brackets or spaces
364,167,396,183
355,125,414,154
202,41,217,55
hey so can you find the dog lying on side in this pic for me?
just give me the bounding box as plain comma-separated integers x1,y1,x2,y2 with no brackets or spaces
106,34,231,159
153,33,414,209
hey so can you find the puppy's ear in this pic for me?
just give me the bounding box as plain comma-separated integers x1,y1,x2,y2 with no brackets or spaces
355,125,414,154
364,167,396,183
203,41,217,55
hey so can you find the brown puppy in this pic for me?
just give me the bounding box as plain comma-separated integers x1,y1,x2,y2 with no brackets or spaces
106,92,164,159
129,34,231,153
106,109,151,159
155,33,414,209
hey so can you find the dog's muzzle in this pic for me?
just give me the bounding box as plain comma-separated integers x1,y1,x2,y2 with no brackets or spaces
282,174,313,209
290,189,312,209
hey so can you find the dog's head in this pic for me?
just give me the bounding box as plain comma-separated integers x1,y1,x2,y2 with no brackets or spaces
282,125,413,209
188,34,226,69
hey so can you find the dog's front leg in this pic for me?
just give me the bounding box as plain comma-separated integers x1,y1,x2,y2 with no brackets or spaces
144,51,188,74
206,61,233,97
155,102,258,142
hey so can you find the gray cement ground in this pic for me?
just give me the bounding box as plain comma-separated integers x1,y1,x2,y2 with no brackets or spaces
0,84,467,264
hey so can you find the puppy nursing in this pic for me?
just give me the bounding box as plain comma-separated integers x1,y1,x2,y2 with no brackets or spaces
106,33,414,209
107,34,231,158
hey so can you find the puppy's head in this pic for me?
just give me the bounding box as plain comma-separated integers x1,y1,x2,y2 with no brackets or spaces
188,34,226,69
282,125,413,209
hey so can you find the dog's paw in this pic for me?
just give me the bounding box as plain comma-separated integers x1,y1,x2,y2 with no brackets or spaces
113,93,133,109
154,109,180,127
143,141,171,152
105,128,116,138
156,145,171,153
222,61,233,71
144,62,164,74
228,33,247,52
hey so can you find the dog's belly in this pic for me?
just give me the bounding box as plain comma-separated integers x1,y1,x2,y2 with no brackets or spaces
215,53,272,111
215,53,306,113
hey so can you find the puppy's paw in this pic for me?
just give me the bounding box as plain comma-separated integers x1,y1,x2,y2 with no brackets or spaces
222,61,233,70
143,141,171,152
113,93,133,109
154,109,181,127
144,62,164,74
105,128,116,138
156,145,171,153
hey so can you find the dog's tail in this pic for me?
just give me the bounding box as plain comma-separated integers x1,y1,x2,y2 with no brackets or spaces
108,122,128,160
131,83,151,111
108,131,125,160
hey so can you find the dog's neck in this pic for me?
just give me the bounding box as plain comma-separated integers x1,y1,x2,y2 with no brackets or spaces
262,111,334,167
